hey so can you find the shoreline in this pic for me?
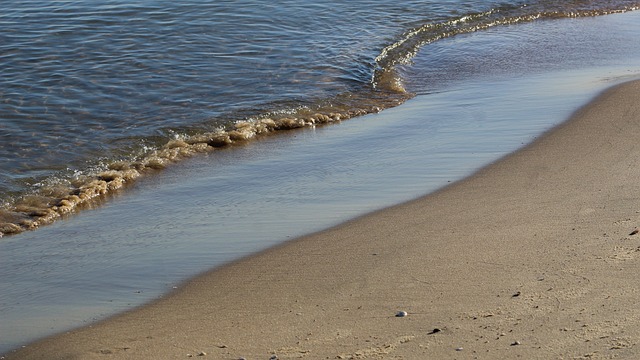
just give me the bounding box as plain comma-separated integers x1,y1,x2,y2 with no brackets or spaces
5,79,640,359
3,11,640,353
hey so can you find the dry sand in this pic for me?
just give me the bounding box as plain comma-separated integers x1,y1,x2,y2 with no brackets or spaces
5,80,640,359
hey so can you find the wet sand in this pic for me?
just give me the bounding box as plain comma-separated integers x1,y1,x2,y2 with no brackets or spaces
5,79,640,359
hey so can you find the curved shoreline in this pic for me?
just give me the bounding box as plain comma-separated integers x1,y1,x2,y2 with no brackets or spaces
3,4,639,239
5,78,640,358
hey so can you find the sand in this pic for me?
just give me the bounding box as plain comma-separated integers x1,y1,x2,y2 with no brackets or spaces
4,79,640,359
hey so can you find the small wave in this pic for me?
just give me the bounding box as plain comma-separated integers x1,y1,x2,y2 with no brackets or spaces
371,1,640,87
2,0,639,237
0,90,411,237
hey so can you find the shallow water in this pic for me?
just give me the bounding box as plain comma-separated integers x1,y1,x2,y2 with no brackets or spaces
2,0,640,235
2,10,640,353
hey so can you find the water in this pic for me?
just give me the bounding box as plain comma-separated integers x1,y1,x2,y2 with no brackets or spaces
2,0,640,354
1,0,639,235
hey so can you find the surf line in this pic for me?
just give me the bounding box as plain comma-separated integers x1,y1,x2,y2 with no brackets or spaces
0,89,411,237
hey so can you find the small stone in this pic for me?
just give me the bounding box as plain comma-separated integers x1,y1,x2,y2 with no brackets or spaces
512,291,521,298
197,352,207,356
511,341,521,346
428,328,441,335
455,347,464,351
630,228,639,236
395,311,408,317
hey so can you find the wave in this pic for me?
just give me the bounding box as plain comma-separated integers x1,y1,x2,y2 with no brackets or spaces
1,1,639,237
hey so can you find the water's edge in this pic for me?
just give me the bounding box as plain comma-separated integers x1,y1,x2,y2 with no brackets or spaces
2,3,638,237
2,10,640,355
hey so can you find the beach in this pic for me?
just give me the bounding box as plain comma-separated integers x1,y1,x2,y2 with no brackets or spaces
4,78,640,358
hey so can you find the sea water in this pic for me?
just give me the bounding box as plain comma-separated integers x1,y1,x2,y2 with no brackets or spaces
2,1,640,353
2,0,639,234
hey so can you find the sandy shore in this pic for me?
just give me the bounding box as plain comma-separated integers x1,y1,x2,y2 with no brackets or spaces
5,79,640,359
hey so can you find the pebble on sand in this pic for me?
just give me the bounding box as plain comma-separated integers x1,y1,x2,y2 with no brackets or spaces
395,311,408,317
